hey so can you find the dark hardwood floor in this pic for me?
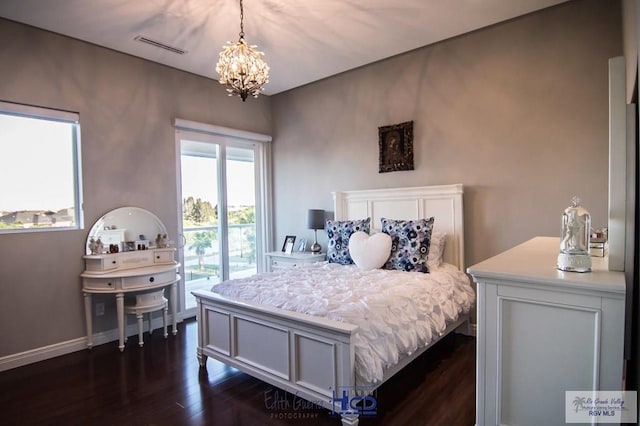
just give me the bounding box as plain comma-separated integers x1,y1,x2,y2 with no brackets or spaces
0,319,475,426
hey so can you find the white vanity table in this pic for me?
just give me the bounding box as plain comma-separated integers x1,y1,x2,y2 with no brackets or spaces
81,207,181,351
468,237,625,426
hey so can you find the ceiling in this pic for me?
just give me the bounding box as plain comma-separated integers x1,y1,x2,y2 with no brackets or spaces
0,0,570,96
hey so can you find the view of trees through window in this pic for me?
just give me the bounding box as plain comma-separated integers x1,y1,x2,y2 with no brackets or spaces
182,196,256,282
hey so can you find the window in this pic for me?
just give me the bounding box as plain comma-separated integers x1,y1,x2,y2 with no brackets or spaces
0,101,83,233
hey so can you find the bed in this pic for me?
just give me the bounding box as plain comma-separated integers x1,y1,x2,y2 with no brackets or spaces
193,184,474,425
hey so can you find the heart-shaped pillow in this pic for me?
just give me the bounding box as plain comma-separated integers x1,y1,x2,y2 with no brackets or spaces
348,231,392,270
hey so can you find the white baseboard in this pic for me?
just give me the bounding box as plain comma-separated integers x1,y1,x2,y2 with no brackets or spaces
0,336,88,372
0,315,183,373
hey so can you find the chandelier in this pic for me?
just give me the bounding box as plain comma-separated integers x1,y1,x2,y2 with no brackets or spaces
215,0,269,102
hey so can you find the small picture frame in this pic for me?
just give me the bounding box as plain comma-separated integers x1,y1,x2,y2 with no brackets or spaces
297,239,307,252
282,235,296,254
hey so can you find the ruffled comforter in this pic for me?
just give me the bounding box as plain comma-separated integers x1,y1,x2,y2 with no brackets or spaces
211,262,475,385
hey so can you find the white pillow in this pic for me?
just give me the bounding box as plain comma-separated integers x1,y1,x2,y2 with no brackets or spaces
427,232,447,270
348,231,392,270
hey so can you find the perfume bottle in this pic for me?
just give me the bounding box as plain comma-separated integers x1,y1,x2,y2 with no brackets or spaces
557,196,592,272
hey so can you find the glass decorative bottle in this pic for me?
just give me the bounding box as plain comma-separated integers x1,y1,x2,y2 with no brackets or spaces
557,196,592,272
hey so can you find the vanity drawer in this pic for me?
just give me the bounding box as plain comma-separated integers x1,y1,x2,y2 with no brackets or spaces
153,250,175,264
83,277,118,291
122,270,176,289
118,251,154,269
84,256,119,272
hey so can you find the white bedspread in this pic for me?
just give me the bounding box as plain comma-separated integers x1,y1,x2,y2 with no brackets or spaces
210,262,475,385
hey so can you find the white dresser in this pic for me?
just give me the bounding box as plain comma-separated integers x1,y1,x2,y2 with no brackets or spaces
468,237,625,426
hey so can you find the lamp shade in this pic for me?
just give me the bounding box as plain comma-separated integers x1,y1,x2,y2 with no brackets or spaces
307,209,325,230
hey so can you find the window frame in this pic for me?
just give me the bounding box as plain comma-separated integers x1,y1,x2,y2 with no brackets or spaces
174,118,272,317
0,101,83,234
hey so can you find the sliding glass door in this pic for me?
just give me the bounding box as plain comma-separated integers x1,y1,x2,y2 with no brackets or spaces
225,146,257,280
176,124,270,316
180,142,220,307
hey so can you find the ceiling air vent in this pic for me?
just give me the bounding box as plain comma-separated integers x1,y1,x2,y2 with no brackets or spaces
134,36,187,55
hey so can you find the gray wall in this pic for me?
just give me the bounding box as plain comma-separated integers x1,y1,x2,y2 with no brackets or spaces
271,0,622,268
0,18,271,357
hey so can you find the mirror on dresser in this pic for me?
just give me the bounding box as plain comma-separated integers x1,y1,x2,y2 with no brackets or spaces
86,206,168,254
81,206,180,351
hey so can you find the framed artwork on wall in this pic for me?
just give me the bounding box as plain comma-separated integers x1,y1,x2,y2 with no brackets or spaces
378,120,414,173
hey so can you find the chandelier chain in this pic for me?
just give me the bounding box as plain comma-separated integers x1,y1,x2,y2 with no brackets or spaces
239,0,244,38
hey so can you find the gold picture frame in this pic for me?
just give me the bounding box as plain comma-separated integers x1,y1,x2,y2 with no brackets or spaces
378,120,414,173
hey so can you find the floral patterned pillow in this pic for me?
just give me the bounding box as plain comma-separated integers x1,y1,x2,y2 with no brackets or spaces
381,217,435,273
326,218,371,265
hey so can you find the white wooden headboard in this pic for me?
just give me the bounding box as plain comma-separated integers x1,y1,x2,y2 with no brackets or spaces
332,184,465,270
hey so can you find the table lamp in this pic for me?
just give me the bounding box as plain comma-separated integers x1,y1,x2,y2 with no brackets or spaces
307,209,325,253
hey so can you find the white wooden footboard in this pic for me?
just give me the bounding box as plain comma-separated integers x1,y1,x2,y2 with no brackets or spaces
193,289,362,424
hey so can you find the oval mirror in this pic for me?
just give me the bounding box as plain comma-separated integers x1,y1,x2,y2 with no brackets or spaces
86,207,167,254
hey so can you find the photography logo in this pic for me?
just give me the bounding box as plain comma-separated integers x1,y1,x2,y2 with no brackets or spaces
330,387,378,418
566,391,637,423
264,388,324,421
264,386,378,420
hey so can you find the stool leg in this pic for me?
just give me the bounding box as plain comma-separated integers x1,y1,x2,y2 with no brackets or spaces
163,304,168,338
136,312,144,347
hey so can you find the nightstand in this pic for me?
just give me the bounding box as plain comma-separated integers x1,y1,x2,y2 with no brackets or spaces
265,251,326,271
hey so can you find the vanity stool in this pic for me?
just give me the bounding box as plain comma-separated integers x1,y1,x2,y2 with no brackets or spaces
124,289,168,347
